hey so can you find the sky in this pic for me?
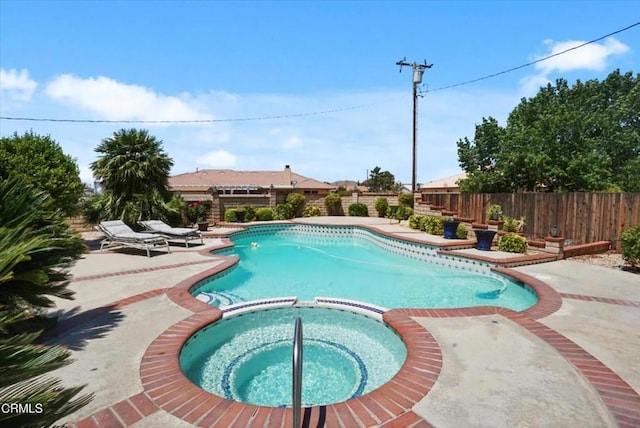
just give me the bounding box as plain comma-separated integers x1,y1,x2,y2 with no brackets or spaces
1,1,638,187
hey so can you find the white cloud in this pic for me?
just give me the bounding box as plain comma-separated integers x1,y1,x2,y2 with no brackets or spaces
282,136,303,150
0,68,38,102
2,71,519,185
518,74,552,98
197,149,237,168
191,127,231,146
535,37,630,74
519,37,630,97
45,74,212,122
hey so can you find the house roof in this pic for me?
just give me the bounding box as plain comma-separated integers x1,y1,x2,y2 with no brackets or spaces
169,168,334,190
331,180,368,192
420,172,468,190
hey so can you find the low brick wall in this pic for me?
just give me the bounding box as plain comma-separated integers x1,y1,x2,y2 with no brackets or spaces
66,216,94,232
341,193,404,217
528,240,546,249
564,241,611,258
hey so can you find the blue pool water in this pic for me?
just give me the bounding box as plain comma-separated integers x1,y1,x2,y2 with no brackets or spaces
194,228,538,311
180,306,406,406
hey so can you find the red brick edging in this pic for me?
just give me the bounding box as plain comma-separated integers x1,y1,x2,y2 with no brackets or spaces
63,224,639,427
130,309,440,427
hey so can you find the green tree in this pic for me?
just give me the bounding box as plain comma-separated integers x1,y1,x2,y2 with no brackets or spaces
457,117,509,193
0,130,84,216
457,70,640,192
364,167,401,192
89,128,176,224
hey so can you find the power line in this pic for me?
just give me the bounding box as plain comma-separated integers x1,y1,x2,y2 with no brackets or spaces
428,20,640,92
1,20,638,125
0,101,380,124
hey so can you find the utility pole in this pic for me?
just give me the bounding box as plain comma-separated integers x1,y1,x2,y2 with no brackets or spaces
396,58,432,193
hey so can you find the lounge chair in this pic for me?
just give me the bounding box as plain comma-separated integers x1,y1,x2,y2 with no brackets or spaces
97,220,171,257
139,220,203,248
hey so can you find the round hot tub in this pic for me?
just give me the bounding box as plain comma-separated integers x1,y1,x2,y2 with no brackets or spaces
180,306,407,407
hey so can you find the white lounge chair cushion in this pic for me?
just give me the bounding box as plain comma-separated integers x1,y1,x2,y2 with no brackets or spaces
100,220,166,243
140,220,199,236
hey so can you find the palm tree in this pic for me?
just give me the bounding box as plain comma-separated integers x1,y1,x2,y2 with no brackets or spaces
0,311,93,428
0,176,85,315
91,128,173,199
0,176,91,426
89,129,177,224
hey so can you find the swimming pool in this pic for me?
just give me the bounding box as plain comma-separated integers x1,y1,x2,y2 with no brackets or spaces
193,224,537,311
180,306,407,407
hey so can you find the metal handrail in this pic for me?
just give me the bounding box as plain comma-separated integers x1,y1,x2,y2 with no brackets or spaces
292,317,303,428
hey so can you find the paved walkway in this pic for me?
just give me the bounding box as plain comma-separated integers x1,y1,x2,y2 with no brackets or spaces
46,219,640,427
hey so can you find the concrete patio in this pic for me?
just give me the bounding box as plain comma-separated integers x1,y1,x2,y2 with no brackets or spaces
46,219,640,427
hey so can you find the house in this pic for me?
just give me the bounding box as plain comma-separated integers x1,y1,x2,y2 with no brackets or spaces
169,165,335,222
419,172,468,193
331,180,368,193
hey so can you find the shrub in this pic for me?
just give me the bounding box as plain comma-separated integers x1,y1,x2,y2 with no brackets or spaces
224,208,237,223
386,205,399,219
408,214,423,230
456,223,468,239
335,185,353,196
286,192,306,217
81,194,104,225
348,203,369,217
398,193,414,208
503,216,526,233
620,224,640,267
255,207,274,221
374,197,389,217
325,193,343,215
244,206,256,222
418,216,429,231
274,203,294,220
424,216,445,235
302,205,321,217
498,233,528,253
394,205,413,220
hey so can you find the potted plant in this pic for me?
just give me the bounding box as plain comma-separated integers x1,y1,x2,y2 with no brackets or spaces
235,208,246,223
186,200,212,231
442,217,461,239
487,204,503,221
474,229,497,251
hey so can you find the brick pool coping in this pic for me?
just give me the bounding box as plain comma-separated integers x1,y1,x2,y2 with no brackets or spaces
69,289,640,427
67,224,640,427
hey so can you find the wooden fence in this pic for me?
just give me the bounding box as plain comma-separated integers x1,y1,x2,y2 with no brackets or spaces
420,192,640,245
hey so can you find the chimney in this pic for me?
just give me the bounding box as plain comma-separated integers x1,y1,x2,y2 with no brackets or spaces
284,165,292,186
